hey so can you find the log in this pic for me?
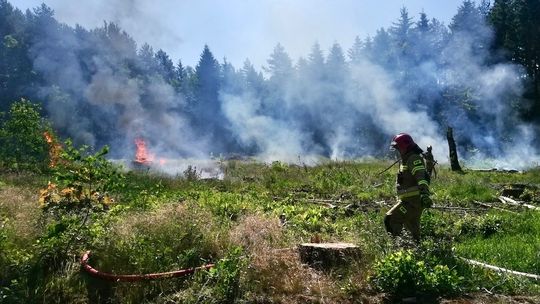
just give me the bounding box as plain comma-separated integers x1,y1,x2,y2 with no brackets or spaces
298,242,360,270
446,127,462,172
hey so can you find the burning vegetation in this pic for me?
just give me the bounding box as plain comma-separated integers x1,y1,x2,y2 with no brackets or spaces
43,131,62,168
133,137,154,167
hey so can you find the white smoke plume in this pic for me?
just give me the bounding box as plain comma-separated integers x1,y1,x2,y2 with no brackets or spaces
19,1,540,172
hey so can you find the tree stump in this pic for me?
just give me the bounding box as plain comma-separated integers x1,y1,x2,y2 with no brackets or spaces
298,242,360,270
446,127,462,172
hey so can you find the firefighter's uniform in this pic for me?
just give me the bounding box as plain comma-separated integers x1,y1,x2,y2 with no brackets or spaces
384,150,430,241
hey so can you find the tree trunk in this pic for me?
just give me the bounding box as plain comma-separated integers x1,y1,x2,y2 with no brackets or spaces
298,242,360,270
446,127,462,171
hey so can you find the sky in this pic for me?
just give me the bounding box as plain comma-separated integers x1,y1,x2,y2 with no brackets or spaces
10,0,466,70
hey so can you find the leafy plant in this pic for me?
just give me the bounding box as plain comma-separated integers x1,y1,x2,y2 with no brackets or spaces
40,140,125,213
456,214,507,238
0,99,50,172
370,249,462,298
205,247,245,303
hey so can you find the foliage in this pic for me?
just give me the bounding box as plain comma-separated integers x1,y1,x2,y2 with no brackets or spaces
204,247,245,303
2,1,540,159
0,99,50,172
38,140,125,223
456,213,508,238
370,249,462,298
3,160,540,303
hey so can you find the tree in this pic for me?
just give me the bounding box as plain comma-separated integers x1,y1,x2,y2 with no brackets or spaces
138,43,157,73
265,43,294,85
326,42,347,85
193,45,222,139
450,1,485,35
514,0,540,117
307,42,325,81
390,7,414,61
412,11,432,63
348,36,364,64
370,28,394,67
155,49,175,83
241,59,264,93
489,0,540,119
0,1,33,110
489,0,514,53
0,99,50,171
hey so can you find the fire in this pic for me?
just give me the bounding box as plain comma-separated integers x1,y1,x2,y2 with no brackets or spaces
134,138,154,165
43,131,61,167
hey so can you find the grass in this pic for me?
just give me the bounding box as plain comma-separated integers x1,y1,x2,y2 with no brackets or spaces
1,161,540,303
455,211,540,274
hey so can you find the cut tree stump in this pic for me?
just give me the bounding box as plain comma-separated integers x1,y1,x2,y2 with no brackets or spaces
298,242,360,270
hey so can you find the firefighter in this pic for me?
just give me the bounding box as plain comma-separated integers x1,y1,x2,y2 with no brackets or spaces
384,133,432,242
424,145,437,179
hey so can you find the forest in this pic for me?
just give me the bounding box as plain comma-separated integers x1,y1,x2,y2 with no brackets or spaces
1,0,539,164
1,1,540,303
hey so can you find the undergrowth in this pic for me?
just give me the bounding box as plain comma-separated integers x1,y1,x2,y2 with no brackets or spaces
1,153,540,303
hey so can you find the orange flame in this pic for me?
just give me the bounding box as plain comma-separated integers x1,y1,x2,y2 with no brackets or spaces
134,138,154,165
43,131,61,167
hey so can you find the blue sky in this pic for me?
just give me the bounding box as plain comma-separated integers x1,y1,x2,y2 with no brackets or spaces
10,0,467,69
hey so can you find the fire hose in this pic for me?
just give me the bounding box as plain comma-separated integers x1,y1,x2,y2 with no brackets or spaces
80,251,214,282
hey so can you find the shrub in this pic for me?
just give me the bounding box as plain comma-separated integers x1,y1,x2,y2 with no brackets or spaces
456,214,507,238
0,99,50,172
370,249,462,298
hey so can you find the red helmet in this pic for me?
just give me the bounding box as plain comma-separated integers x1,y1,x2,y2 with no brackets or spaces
391,133,416,152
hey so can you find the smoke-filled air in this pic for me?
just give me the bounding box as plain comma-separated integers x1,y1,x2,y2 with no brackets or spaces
1,0,540,172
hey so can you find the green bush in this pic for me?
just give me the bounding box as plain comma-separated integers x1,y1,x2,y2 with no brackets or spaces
370,249,462,298
0,99,50,172
456,214,507,238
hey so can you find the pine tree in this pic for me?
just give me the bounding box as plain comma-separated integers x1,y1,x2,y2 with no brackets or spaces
307,42,325,81
348,36,364,64
194,45,222,137
390,7,414,59
241,59,264,93
265,43,294,84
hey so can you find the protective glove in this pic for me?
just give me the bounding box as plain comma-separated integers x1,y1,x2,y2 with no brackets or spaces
420,194,433,208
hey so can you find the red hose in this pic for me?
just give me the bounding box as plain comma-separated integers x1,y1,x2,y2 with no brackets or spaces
80,251,214,282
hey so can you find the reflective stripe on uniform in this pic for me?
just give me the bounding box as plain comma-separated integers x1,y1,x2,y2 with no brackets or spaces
418,180,429,187
400,165,408,171
397,186,419,194
411,165,425,175
399,206,407,214
399,190,420,199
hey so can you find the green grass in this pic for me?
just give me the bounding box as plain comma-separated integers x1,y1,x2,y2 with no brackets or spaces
455,211,540,274
2,161,540,303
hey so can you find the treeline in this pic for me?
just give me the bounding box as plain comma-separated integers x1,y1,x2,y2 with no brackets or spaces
0,0,539,159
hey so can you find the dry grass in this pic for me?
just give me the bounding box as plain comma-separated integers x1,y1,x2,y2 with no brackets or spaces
231,214,346,303
0,183,41,244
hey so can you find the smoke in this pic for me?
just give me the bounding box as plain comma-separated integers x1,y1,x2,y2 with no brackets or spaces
216,11,539,169
28,17,208,163
21,3,540,171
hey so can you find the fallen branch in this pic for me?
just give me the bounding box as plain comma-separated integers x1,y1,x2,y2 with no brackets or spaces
459,257,540,280
498,196,540,211
272,196,339,208
472,200,518,214
431,205,485,212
